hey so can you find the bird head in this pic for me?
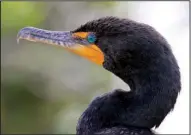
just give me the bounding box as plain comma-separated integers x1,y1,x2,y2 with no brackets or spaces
17,17,169,75
17,16,181,129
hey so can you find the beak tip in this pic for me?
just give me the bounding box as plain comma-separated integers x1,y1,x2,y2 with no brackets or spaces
17,26,34,43
17,38,20,44
17,37,22,44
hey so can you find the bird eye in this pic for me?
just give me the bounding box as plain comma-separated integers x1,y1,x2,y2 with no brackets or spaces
87,33,96,43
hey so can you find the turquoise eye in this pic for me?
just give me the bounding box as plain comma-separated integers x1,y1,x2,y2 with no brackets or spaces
87,33,96,43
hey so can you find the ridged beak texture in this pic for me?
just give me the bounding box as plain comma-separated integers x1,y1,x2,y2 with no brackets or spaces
17,27,104,65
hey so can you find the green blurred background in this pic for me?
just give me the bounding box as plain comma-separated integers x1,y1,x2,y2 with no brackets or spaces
1,2,118,134
1,1,189,134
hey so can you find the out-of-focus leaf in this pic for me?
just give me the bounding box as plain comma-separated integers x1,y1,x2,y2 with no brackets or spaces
89,2,118,8
1,2,45,33
1,67,64,134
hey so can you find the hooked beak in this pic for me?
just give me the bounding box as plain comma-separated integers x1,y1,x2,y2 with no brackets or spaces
17,27,104,65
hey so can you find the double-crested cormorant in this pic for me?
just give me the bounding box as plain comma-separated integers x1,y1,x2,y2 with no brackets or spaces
17,17,181,135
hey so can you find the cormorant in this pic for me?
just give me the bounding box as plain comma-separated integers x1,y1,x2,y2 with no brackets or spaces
17,16,181,135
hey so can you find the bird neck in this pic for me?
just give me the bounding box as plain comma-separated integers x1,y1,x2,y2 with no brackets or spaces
77,61,180,134
112,63,180,128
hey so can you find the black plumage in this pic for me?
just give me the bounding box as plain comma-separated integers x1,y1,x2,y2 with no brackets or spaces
74,17,181,135
17,16,181,135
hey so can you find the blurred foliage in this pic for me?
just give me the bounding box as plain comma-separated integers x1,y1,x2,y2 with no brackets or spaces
1,1,188,134
89,2,118,8
1,2,46,34
1,1,114,134
1,67,58,133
